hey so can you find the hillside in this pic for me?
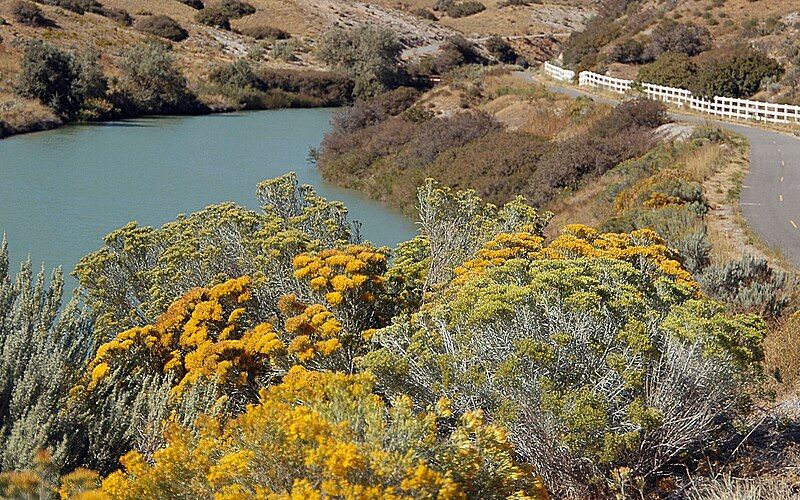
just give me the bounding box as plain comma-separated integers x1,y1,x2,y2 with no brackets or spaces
560,0,800,102
0,0,596,137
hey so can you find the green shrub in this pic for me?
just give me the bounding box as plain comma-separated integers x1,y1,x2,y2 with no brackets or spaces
236,24,289,40
700,256,789,318
690,47,783,98
446,0,485,18
210,60,263,90
610,38,651,64
117,40,200,114
8,1,48,26
134,15,189,42
563,14,619,68
195,0,254,29
17,41,79,116
637,52,698,88
648,21,711,58
364,210,766,497
317,26,402,98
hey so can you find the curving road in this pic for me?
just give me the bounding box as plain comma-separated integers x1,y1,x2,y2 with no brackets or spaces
516,72,800,268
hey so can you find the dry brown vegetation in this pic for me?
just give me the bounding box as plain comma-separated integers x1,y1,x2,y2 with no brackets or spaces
317,68,666,215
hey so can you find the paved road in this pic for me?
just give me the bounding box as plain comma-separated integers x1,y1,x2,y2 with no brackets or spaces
516,72,800,267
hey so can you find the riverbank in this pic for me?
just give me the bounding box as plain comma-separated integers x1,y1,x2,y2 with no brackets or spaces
0,69,356,140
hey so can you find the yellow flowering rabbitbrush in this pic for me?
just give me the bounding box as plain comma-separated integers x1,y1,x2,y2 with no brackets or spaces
95,367,549,499
81,277,286,400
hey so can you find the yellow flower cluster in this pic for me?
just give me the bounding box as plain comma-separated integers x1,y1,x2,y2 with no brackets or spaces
92,367,548,500
82,276,286,396
643,192,685,209
293,245,387,309
455,232,544,276
281,296,344,363
454,225,698,291
542,225,698,290
613,168,688,212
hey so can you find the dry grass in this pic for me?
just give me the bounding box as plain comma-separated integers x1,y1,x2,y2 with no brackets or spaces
688,475,800,500
0,92,60,134
764,313,800,392
366,0,595,36
545,171,619,238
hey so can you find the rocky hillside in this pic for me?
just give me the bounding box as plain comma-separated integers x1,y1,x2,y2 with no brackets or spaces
559,0,800,102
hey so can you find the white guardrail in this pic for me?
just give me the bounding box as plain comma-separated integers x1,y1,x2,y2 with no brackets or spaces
542,62,800,125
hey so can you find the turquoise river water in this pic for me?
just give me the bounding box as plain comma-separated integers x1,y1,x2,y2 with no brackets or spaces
0,109,416,289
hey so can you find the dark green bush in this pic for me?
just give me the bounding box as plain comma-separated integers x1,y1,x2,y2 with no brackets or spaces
486,35,517,64
648,21,711,58
8,1,48,26
101,8,132,25
178,0,203,9
16,41,109,120
690,47,783,98
446,1,485,18
236,24,289,40
134,15,189,42
610,38,652,64
258,69,354,106
562,14,619,69
16,41,79,117
637,52,698,88
195,0,254,29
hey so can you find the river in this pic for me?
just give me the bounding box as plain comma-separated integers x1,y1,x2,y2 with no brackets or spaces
0,109,416,288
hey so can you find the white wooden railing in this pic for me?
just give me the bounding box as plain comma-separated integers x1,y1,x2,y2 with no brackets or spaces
579,71,632,93
543,61,575,82
542,62,800,125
